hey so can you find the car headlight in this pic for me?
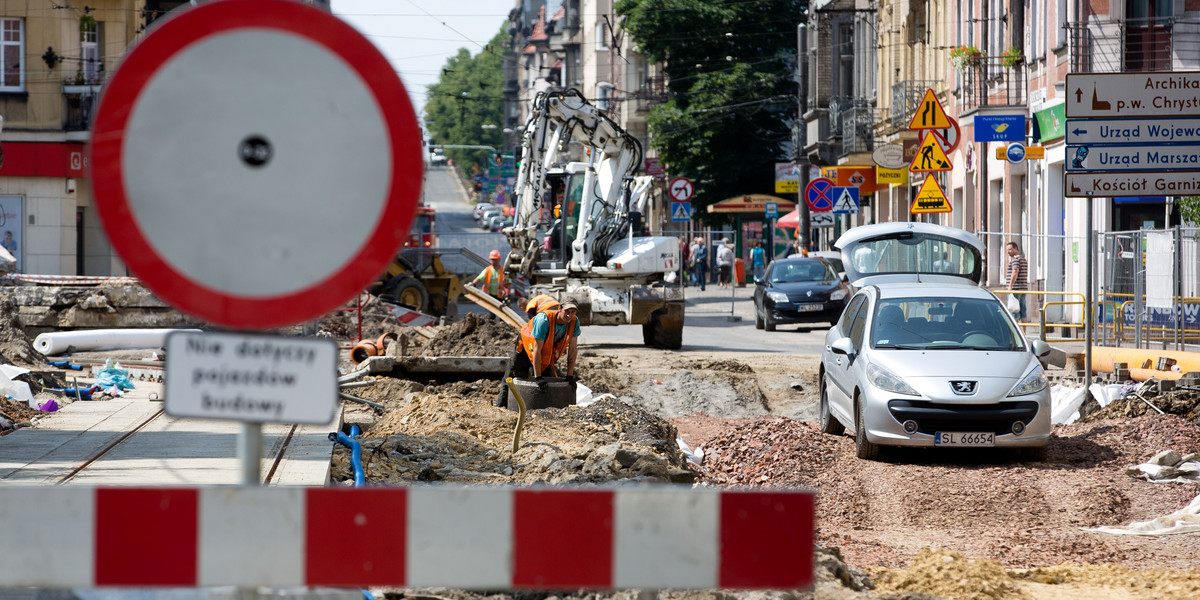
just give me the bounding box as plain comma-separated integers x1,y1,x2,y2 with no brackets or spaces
1008,369,1048,396
830,288,847,301
866,362,920,396
767,291,789,303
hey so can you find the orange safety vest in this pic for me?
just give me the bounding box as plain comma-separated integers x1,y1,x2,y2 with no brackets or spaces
477,265,506,297
520,308,575,373
524,293,560,317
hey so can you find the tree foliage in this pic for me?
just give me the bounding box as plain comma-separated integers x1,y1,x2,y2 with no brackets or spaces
1179,196,1200,226
423,28,508,176
617,0,804,222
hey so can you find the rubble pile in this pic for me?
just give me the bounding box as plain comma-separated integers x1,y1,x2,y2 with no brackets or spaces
1082,385,1200,422
421,312,518,357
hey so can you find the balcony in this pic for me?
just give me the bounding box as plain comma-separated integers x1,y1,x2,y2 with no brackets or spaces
891,80,940,132
62,85,101,132
827,96,870,138
959,57,1026,113
841,105,875,155
1065,17,1186,73
631,76,667,114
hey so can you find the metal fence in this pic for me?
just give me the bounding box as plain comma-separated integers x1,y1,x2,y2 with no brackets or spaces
1098,228,1200,349
975,228,1200,350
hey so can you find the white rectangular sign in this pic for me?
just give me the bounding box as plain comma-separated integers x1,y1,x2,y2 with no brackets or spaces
165,331,338,424
1066,72,1200,118
1066,118,1200,145
1065,170,1200,197
1065,144,1200,172
810,212,835,227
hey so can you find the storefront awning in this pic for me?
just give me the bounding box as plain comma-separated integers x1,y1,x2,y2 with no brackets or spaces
1034,103,1065,143
706,194,796,213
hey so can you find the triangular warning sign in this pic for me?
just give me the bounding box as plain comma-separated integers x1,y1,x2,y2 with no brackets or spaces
910,131,953,173
907,88,951,130
910,174,951,214
672,203,690,220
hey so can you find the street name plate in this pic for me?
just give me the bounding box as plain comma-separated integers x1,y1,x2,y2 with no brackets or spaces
1065,171,1200,197
1065,144,1200,172
1066,72,1200,118
165,331,338,424
1066,117,1200,145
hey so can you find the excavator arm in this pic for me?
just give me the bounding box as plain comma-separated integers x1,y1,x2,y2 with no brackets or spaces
505,88,642,277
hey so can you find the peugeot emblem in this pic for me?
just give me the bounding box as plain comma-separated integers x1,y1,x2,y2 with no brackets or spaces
950,381,977,395
806,290,813,297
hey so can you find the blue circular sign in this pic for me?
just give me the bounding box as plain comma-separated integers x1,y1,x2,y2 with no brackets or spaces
805,177,835,212
1006,142,1026,164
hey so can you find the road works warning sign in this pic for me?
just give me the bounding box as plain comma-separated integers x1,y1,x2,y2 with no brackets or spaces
165,331,337,424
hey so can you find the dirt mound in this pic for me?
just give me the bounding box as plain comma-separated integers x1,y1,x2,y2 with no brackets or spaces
421,312,517,357
332,382,692,485
1082,387,1200,422
316,295,405,343
697,416,842,486
0,297,45,368
575,354,769,419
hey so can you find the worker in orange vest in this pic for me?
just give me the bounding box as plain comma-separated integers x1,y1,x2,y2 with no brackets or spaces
472,249,508,300
521,293,560,319
495,300,580,408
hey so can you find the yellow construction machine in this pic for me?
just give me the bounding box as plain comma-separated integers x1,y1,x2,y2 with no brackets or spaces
369,253,463,318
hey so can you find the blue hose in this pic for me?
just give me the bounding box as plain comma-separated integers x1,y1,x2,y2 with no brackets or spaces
328,427,364,487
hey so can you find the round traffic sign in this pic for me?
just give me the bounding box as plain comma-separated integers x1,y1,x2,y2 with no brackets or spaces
919,116,961,154
1006,142,1027,163
805,177,836,212
669,177,694,201
89,0,423,330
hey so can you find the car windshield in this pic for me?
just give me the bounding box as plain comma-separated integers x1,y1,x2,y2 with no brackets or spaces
770,261,834,284
870,297,1023,351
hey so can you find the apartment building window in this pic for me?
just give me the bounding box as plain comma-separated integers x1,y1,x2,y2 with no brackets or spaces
1126,0,1171,71
837,23,853,97
596,82,613,111
82,18,100,84
596,22,608,51
1,19,23,90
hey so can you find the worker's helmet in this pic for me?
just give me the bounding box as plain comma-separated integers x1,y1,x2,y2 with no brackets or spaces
489,250,501,260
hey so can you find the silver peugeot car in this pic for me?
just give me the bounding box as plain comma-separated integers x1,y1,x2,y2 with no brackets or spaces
819,222,1052,461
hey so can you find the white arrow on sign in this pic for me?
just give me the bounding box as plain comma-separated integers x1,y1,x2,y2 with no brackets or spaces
669,177,694,201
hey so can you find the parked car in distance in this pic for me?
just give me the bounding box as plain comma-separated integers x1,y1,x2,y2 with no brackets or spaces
479,209,501,230
809,251,845,276
819,222,1052,462
753,257,850,331
474,202,496,220
487,215,506,232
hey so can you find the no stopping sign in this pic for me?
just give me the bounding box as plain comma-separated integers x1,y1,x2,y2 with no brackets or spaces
89,0,423,329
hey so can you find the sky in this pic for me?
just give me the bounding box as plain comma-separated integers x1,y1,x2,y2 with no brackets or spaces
332,1,511,125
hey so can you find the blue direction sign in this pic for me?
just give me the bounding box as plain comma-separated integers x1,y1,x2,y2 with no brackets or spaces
1005,143,1027,164
974,115,1025,142
670,202,693,222
1066,144,1200,172
765,202,778,218
805,177,836,212
1067,118,1200,146
831,186,860,214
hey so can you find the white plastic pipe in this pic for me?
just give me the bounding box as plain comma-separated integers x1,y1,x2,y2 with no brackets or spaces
33,328,202,356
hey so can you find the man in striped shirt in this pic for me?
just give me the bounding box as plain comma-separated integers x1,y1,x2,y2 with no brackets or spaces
1006,242,1029,321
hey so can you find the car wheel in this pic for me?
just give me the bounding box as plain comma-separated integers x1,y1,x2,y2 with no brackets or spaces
1019,445,1048,462
755,306,765,330
764,312,777,332
854,395,880,460
819,374,844,435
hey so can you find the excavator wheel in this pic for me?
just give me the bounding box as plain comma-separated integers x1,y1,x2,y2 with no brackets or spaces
384,277,430,313
646,309,683,350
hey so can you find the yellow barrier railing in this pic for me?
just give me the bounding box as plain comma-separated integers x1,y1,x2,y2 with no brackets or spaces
996,290,1088,342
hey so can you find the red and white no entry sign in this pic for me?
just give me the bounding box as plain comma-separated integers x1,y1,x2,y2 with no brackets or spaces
89,0,423,329
669,177,694,202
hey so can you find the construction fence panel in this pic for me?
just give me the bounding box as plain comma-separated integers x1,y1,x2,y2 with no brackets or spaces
1098,228,1200,351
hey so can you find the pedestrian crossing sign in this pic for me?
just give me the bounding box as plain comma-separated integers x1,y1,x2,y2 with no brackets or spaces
831,187,859,214
671,201,693,222
910,131,953,173
910,174,951,214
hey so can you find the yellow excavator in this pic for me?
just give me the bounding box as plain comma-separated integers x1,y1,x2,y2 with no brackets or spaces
369,253,463,318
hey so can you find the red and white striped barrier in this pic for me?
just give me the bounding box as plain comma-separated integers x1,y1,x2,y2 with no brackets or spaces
0,486,814,590
382,300,437,327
